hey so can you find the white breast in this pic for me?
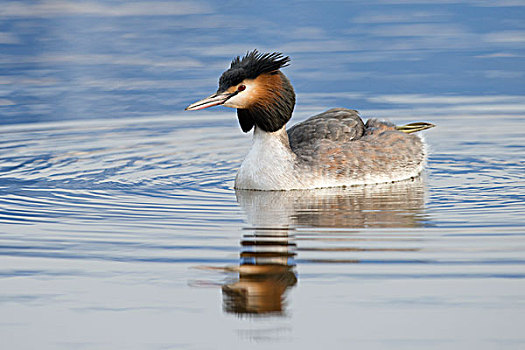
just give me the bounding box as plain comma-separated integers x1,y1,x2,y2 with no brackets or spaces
235,127,301,190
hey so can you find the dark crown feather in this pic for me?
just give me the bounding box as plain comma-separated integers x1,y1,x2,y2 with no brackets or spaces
218,50,290,91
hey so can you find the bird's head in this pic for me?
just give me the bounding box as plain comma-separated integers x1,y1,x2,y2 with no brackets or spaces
186,50,295,133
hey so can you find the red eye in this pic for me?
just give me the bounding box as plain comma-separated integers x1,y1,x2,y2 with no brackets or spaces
237,84,246,92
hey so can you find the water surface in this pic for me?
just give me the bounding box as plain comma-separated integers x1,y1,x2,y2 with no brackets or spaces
1,1,524,349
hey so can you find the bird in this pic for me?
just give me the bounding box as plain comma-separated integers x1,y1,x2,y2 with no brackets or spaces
186,50,434,191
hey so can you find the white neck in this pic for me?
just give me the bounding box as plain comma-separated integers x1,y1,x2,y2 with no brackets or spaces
234,126,300,190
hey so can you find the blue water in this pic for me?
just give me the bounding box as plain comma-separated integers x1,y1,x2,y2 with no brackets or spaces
1,1,525,349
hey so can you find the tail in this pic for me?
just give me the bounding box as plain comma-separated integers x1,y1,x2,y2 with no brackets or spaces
396,122,435,134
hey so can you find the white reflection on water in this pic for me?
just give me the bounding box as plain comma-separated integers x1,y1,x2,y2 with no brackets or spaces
222,181,427,316
0,1,211,17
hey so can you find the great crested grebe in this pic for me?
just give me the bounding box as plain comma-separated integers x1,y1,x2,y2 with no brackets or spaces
186,50,434,191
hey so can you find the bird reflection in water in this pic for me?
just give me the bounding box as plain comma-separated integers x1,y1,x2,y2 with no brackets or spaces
222,177,427,316
222,227,297,315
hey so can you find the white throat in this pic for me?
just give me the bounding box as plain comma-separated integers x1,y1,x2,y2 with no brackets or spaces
234,126,299,190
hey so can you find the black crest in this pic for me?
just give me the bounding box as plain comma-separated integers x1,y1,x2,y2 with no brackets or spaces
218,50,290,92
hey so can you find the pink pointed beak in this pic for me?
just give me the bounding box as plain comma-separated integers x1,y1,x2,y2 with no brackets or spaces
185,91,236,111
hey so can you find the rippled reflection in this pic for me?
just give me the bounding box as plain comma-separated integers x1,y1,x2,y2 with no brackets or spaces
222,228,297,315
223,178,427,316
236,177,428,229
